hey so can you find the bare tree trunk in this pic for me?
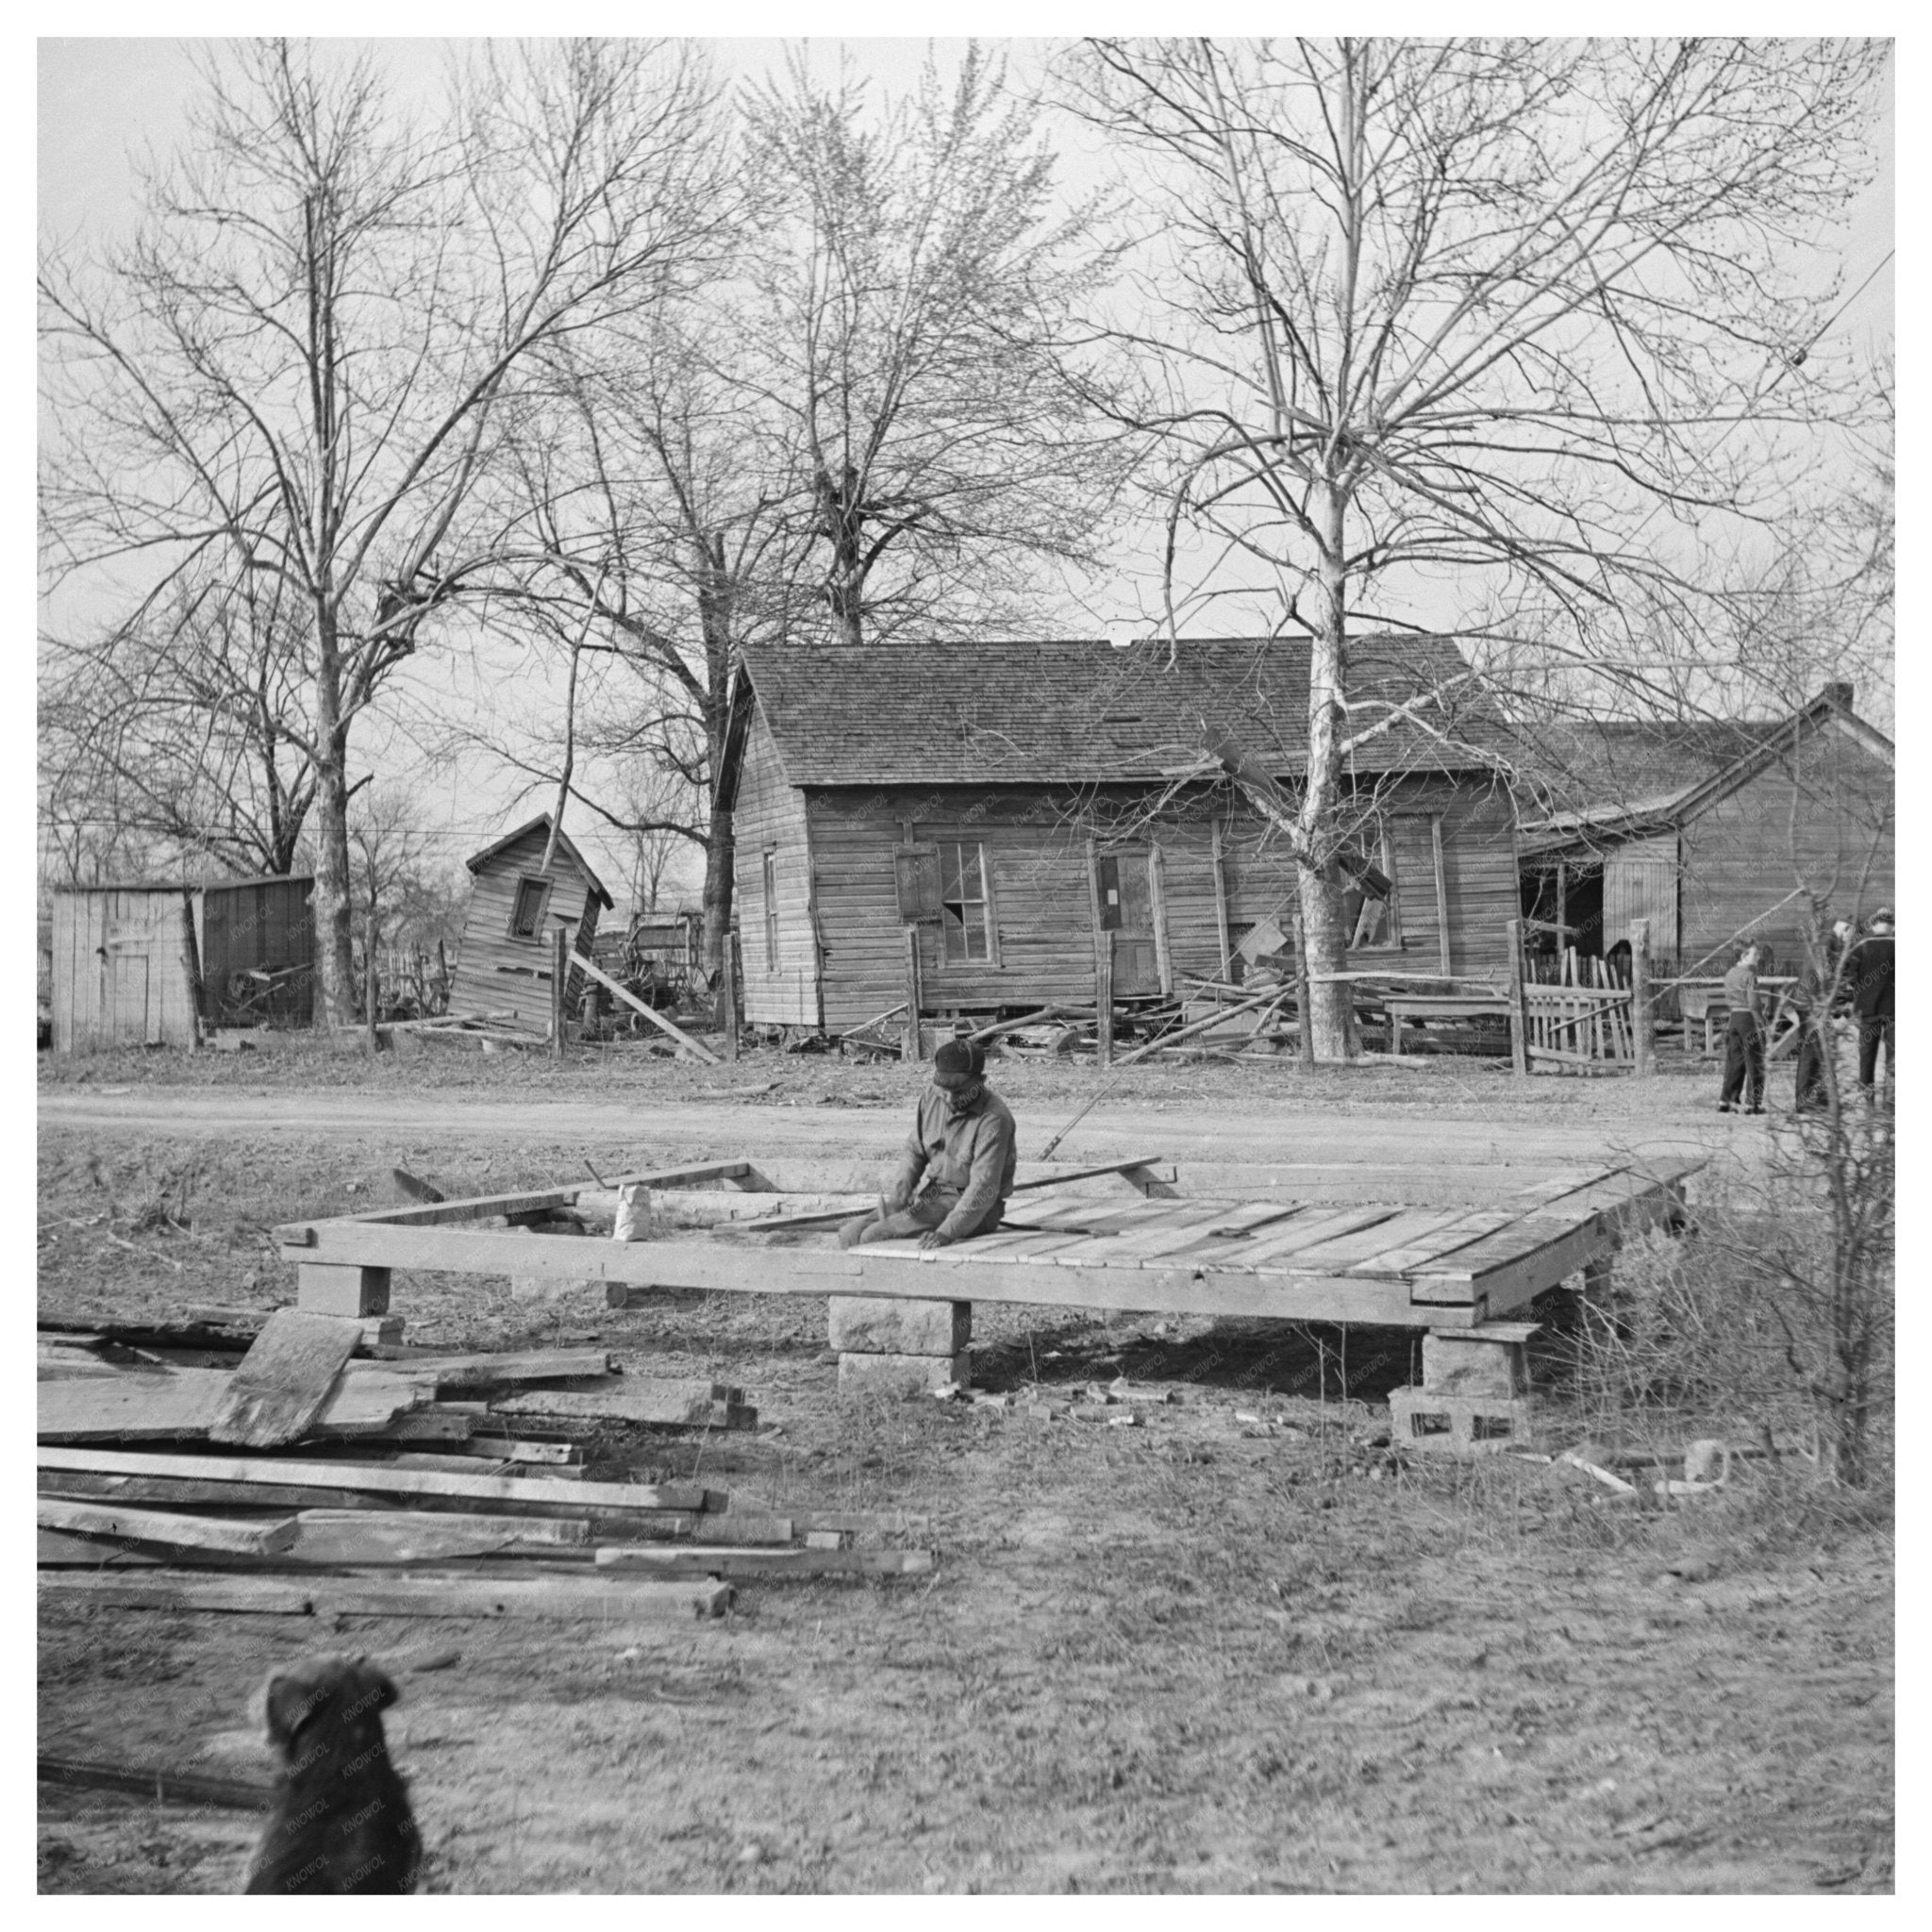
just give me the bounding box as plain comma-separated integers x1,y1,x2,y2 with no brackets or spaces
309,609,358,1025
1297,480,1354,1060
699,796,736,992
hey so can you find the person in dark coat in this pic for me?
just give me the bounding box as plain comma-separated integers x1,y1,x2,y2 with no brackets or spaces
1845,908,1895,1093
1718,941,1765,1113
838,1038,1018,1248
1793,918,1858,1112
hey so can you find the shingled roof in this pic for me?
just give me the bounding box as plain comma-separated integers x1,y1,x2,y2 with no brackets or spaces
729,635,1507,790
1513,688,1893,847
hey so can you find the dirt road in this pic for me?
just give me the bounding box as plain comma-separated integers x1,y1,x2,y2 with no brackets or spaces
37,1083,1727,1172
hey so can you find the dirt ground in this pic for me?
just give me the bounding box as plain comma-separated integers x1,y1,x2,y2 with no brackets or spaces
37,1037,1893,1894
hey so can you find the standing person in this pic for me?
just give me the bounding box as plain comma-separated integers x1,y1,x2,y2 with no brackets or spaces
838,1038,1018,1249
1846,908,1895,1095
1718,941,1765,1114
1794,917,1859,1113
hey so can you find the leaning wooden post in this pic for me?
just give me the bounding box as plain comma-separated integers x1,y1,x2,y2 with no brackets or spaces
550,925,568,1059
1630,918,1653,1078
1095,931,1115,1069
1506,917,1530,1078
721,932,741,1062
364,910,380,1054
902,925,925,1062
176,890,205,1052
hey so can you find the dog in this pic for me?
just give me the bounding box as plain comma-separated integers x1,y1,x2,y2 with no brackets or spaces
245,1655,420,1894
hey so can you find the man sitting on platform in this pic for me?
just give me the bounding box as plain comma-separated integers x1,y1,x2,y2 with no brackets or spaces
839,1039,1018,1250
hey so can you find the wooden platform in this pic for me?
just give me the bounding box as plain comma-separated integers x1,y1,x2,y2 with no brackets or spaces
278,1158,1699,1331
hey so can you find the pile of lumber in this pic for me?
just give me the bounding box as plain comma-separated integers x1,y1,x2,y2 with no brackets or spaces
38,1311,934,1623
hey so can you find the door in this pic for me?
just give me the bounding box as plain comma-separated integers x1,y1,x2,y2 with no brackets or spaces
1096,849,1161,995
107,952,151,1045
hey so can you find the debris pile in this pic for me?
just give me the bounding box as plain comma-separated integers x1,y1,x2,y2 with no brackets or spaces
38,1309,935,1623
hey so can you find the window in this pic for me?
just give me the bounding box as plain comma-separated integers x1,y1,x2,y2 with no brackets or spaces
1341,827,1403,950
939,840,993,963
508,876,550,940
761,851,779,974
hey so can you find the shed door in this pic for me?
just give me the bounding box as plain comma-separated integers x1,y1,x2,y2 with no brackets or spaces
108,953,151,1044
1097,850,1161,996
1606,843,1679,968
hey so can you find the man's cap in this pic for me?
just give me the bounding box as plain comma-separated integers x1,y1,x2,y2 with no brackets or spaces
932,1039,985,1088
1872,908,1894,925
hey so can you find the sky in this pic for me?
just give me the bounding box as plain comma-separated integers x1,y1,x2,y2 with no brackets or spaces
32,32,1899,916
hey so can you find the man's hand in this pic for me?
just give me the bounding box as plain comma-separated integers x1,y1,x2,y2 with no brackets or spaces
917,1228,955,1251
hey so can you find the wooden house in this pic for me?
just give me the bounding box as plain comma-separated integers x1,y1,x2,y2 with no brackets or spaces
1516,684,1894,975
49,874,315,1053
717,636,1522,1032
449,815,614,1025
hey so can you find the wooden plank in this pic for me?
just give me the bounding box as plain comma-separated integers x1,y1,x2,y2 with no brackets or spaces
291,1163,755,1235
1274,1208,1485,1274
1231,1208,1407,1268
37,1367,425,1444
291,1221,867,1285
357,1347,617,1390
38,1470,398,1512
1202,1202,1307,1237
1340,1209,1524,1278
38,1569,734,1623
38,1496,298,1557
594,1545,936,1579
40,1529,166,1566
208,1310,361,1448
574,952,721,1062
37,1755,273,1812
489,1387,756,1429
36,1445,720,1514
1079,1203,1242,1265
286,1510,589,1564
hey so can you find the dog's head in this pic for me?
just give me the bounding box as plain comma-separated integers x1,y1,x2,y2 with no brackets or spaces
259,1656,399,1756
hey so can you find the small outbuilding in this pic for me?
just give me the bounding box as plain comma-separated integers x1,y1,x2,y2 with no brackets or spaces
1516,684,1894,974
49,874,315,1053
717,634,1522,1032
448,814,614,1025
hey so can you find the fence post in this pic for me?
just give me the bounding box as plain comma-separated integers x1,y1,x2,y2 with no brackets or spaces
177,890,205,1052
1630,918,1653,1078
1506,917,1529,1078
550,924,568,1059
1095,930,1115,1069
902,925,925,1062
365,911,381,1054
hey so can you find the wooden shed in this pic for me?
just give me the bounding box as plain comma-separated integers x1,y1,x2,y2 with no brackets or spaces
1516,685,1895,974
448,815,614,1026
717,635,1522,1032
49,874,315,1053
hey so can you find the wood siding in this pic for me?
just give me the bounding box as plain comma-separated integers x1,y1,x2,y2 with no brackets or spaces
733,708,821,1027
1674,717,1893,974
51,889,198,1053
197,877,314,1026
449,824,604,1024
1604,836,1680,961
786,772,1521,1029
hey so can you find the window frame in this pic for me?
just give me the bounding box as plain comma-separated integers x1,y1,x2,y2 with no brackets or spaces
936,838,999,968
1341,825,1405,953
507,875,552,941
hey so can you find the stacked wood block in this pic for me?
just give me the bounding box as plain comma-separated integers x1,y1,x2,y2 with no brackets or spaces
829,1295,971,1396
1386,1323,1539,1457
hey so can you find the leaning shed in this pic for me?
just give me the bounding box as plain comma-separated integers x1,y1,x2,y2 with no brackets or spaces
50,874,315,1053
1515,684,1894,974
717,636,1521,1032
449,815,614,1025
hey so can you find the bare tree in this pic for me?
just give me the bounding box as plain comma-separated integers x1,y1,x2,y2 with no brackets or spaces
1058,37,1888,1057
742,43,1127,645
40,37,732,1021
41,570,322,878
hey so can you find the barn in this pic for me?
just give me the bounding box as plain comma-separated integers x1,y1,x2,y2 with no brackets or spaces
49,874,315,1053
448,815,614,1026
1516,684,1895,975
717,636,1522,1033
